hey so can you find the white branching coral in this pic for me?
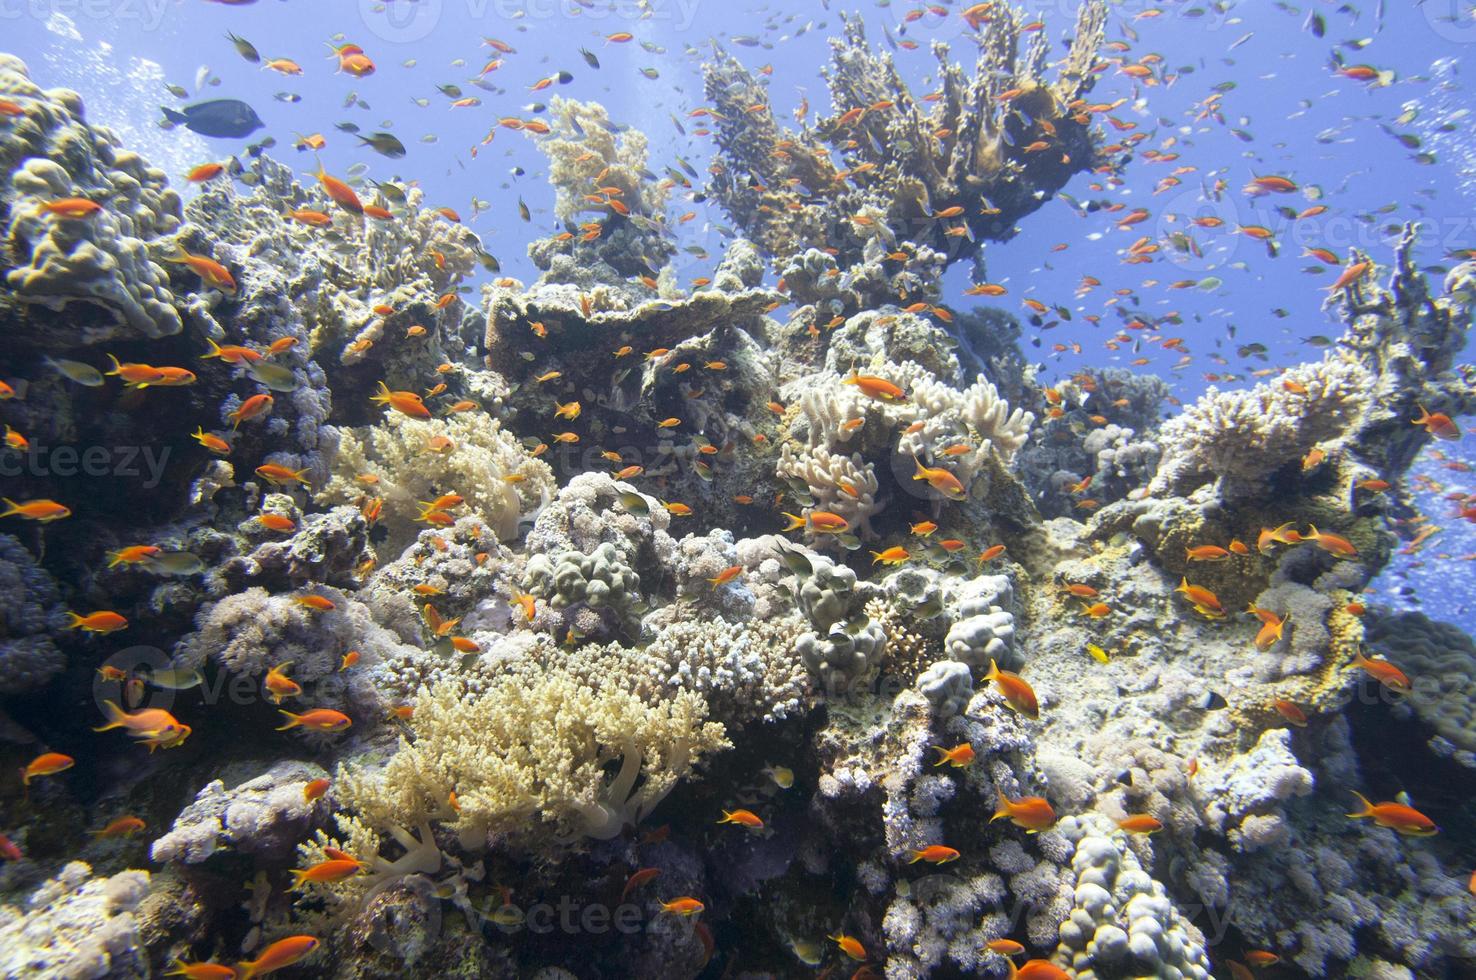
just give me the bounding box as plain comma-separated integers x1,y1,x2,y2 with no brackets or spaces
777,442,881,538
316,409,553,546
538,97,669,224
335,671,728,849
1151,356,1372,496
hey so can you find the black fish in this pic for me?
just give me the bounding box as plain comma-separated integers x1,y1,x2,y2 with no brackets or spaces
356,132,406,158
161,99,264,139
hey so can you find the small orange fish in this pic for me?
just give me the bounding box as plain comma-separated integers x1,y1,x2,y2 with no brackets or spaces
303,778,331,801
830,934,867,961
295,595,335,612
290,858,364,887
264,662,302,704
234,935,319,979
914,457,966,500
1244,951,1281,968
255,464,310,487
91,815,147,838
1412,405,1461,440
983,660,1039,719
660,897,705,916
258,513,296,533
1351,648,1411,694
371,381,431,419
708,565,744,588
41,197,103,218
1272,699,1307,727
1117,814,1162,834
67,610,128,633
931,743,975,768
716,808,763,828
1256,521,1303,554
1303,524,1357,557
984,939,1025,956
870,546,911,566
1185,544,1230,561
22,752,74,785
228,393,274,429
620,867,661,903
782,511,850,534
1175,578,1223,615
276,708,352,733
1346,791,1437,836
2,497,72,522
908,845,960,864
841,373,905,402
164,961,238,980
978,544,1007,563
991,789,1056,832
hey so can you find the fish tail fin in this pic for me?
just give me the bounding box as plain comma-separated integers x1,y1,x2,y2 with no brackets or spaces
275,710,302,731
1346,790,1374,819
93,699,127,732
0,498,18,518
65,612,86,629
780,512,805,532
929,746,948,766
105,353,123,375
370,380,390,404
160,106,187,126
1306,524,1320,541
907,850,923,864
911,455,926,480
985,658,1001,681
990,788,1011,823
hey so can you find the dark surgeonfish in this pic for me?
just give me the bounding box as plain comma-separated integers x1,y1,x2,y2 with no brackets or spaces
161,99,264,139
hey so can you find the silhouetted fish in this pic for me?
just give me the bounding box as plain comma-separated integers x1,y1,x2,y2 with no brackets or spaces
160,99,264,139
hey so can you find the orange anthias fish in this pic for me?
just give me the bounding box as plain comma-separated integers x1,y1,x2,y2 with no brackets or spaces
931,743,975,767
1303,524,1357,557
276,708,352,732
1412,405,1461,441
93,700,191,749
264,662,302,704
66,610,128,633
1117,814,1163,834
991,789,1057,833
234,935,320,980
716,808,764,828
1256,521,1303,554
166,247,237,293
1008,960,1071,980
984,939,1025,956
91,815,147,838
1185,544,1230,561
841,372,905,401
22,751,75,785
908,845,960,864
620,867,661,903
913,457,967,500
983,659,1039,719
371,381,431,419
660,897,705,916
1351,648,1411,694
706,565,743,588
782,511,850,534
829,934,867,961
228,393,274,429
2,497,72,521
870,546,911,566
164,961,238,980
303,778,331,802
1346,791,1438,836
311,163,363,214
290,858,364,887
1175,578,1224,616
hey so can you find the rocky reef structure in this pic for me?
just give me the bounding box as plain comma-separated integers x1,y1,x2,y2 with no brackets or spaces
0,18,1474,980
702,2,1108,303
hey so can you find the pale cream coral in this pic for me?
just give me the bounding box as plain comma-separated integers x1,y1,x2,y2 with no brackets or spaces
335,671,728,848
316,409,553,547
1151,356,1372,496
777,442,881,538
538,97,669,223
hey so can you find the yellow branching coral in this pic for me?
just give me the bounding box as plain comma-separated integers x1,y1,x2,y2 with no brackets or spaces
334,670,728,850
315,409,553,547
